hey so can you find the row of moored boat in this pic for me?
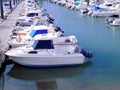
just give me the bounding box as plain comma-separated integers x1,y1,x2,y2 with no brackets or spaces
5,0,93,67
50,0,120,27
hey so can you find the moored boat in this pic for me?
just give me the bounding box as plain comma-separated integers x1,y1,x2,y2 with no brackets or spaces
8,25,63,48
109,18,120,26
5,38,92,67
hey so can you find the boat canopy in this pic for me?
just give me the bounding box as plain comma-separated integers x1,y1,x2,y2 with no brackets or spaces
32,40,54,49
30,29,48,37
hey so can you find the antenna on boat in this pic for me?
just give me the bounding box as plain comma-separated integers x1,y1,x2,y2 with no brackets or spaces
30,19,39,30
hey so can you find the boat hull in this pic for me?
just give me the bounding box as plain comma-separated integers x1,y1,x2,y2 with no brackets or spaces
9,54,85,67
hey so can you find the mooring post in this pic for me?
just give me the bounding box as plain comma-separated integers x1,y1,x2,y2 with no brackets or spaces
0,0,4,19
9,0,12,13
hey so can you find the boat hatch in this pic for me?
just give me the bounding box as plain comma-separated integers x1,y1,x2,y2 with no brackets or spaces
32,40,54,49
30,29,48,37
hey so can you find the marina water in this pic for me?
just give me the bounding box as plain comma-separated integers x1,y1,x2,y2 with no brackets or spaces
1,0,120,90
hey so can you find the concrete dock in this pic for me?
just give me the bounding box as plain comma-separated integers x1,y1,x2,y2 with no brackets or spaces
0,1,24,68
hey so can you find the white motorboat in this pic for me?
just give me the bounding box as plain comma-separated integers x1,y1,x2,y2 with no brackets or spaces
92,10,120,18
8,25,63,48
16,10,50,26
109,18,120,26
5,39,92,67
12,18,55,35
98,1,113,10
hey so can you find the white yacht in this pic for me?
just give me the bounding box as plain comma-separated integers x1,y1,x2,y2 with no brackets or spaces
5,38,92,67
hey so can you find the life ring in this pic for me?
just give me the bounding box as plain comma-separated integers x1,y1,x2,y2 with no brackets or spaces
18,33,26,42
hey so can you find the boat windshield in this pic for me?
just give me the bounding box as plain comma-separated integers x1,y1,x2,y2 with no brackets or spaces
29,29,48,37
32,40,54,49
26,13,38,17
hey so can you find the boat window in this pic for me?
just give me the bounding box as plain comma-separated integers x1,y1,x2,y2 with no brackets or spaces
65,39,71,42
28,51,37,54
106,4,112,6
27,1,31,3
30,29,48,37
32,40,54,49
26,13,38,17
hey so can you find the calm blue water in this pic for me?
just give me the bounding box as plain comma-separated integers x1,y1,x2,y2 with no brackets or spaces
1,0,120,90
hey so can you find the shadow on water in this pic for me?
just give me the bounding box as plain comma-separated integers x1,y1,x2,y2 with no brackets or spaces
0,61,92,90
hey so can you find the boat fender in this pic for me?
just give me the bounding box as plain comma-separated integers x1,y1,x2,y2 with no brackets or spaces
34,15,40,19
81,48,93,58
18,33,26,42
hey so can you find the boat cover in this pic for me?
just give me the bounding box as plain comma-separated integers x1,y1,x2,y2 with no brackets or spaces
30,29,48,37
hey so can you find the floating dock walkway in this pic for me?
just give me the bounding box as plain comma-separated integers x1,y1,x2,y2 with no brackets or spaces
0,1,24,68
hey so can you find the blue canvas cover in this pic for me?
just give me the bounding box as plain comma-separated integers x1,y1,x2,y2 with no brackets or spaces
32,40,54,49
30,29,48,38
93,6,101,11
4,4,9,6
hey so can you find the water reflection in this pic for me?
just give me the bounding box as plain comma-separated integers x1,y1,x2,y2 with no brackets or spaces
2,61,92,90
108,25,120,31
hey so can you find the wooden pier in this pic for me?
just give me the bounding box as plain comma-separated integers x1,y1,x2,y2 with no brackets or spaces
0,1,24,69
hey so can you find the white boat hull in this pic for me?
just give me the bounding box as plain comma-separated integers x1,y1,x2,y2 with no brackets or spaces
9,54,85,67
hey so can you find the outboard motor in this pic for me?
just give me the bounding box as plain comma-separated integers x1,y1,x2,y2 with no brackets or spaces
47,19,54,24
81,48,93,58
55,26,64,33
